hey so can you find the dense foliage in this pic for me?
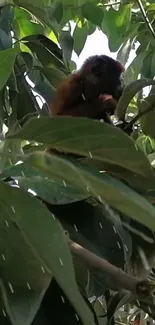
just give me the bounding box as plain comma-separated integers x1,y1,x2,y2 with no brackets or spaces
1,0,155,325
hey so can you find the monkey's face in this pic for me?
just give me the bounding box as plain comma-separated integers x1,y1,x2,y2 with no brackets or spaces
81,55,125,102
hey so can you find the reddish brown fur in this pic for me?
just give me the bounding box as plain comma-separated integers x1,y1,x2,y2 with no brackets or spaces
51,73,82,116
51,55,124,120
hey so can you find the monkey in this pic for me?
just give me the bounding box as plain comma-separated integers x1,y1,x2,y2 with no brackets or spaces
31,56,154,325
46,54,127,158
51,54,125,124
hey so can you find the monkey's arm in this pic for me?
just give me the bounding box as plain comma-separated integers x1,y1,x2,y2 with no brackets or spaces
53,97,117,124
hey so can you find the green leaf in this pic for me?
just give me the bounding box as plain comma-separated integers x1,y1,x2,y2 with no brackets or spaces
0,6,14,34
117,38,135,66
0,181,95,325
115,4,132,29
141,51,154,78
139,94,155,139
0,29,12,50
70,59,77,72
38,66,66,89
59,31,74,67
60,6,75,28
0,47,18,91
33,71,56,106
7,68,18,92
81,3,103,27
0,87,7,132
102,6,130,52
151,51,155,77
0,138,23,172
13,0,54,29
87,158,155,193
14,7,43,39
0,163,88,204
9,75,38,121
23,34,63,61
0,200,51,325
147,4,155,11
136,135,154,155
20,52,33,71
124,52,146,84
0,6,13,50
57,198,128,293
24,35,65,70
88,22,96,35
23,151,155,232
116,78,155,120
7,116,154,178
73,22,88,56
51,1,63,23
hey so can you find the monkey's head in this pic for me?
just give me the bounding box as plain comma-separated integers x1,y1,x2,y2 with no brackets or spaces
80,55,125,103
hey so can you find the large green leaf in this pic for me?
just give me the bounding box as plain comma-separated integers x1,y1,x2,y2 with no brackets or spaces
19,51,33,72
0,28,12,51
0,6,14,35
9,78,38,121
23,34,63,60
0,47,18,91
59,30,74,67
0,6,14,50
33,71,56,106
116,79,155,120
7,68,18,92
24,35,65,70
14,7,43,39
73,22,88,56
0,86,7,132
123,52,146,84
85,158,155,194
13,0,56,29
50,1,63,23
0,181,95,325
0,199,51,325
139,94,155,139
115,4,132,30
136,135,154,156
117,38,135,66
53,198,130,294
141,51,155,79
0,163,88,204
0,138,23,172
81,3,103,27
22,151,155,231
102,6,131,52
7,117,154,178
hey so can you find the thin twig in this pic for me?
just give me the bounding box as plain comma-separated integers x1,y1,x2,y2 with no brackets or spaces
136,0,155,40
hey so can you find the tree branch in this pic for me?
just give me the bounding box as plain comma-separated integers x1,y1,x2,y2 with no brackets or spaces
66,235,154,297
